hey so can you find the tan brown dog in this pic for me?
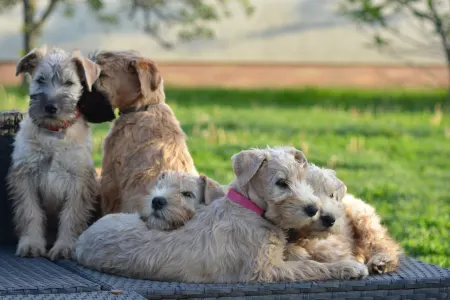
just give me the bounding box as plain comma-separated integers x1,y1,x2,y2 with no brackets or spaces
342,193,401,274
90,50,197,215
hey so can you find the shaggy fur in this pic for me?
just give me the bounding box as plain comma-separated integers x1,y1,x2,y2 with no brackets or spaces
90,50,197,215
76,146,368,283
7,46,102,260
140,171,225,231
343,193,401,274
285,164,401,274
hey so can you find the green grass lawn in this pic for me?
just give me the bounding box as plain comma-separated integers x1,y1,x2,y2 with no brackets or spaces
1,85,449,268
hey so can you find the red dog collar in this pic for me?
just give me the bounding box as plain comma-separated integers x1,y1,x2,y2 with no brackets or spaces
227,188,265,216
45,109,81,132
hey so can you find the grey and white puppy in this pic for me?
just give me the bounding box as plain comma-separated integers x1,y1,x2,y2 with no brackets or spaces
7,45,102,260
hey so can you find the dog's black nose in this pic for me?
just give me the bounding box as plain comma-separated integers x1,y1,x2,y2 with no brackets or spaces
320,215,336,227
44,104,58,115
304,204,319,217
151,197,167,210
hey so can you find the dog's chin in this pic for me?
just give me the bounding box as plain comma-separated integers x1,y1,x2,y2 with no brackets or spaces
270,214,315,230
296,222,337,239
32,113,78,129
144,208,193,231
147,217,174,231
308,228,333,239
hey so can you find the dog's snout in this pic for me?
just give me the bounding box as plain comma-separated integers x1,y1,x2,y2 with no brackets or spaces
320,215,336,227
152,197,167,210
304,204,319,217
44,104,58,115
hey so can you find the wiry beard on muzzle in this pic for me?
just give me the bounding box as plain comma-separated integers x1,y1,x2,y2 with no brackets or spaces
142,207,194,231
290,219,337,240
31,115,78,130
28,100,79,131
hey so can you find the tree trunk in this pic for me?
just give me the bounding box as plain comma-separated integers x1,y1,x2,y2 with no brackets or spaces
445,49,450,109
21,0,36,86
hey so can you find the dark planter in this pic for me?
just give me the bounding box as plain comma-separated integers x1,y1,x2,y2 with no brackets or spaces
0,110,23,246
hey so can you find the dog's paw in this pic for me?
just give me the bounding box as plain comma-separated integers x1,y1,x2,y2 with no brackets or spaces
331,260,369,280
367,252,397,274
47,241,74,261
16,236,47,257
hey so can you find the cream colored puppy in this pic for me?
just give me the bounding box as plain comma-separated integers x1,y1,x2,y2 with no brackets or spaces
76,147,368,283
140,171,224,231
286,164,401,274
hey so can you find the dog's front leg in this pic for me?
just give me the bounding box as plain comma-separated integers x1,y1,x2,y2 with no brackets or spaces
254,236,366,282
284,243,312,261
48,184,95,260
365,237,401,274
271,258,369,282
343,195,401,274
303,237,355,263
355,218,401,274
9,173,47,257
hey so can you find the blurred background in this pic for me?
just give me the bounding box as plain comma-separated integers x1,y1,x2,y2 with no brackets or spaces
0,0,449,268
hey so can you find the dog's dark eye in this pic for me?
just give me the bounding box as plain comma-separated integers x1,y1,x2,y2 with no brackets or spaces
181,191,195,198
275,179,289,188
329,193,334,198
99,71,107,79
36,77,45,84
64,80,75,86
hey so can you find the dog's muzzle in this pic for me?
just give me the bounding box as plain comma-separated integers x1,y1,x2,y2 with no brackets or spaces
303,204,319,217
152,197,168,211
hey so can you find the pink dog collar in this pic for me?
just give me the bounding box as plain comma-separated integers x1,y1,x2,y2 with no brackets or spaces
227,189,265,216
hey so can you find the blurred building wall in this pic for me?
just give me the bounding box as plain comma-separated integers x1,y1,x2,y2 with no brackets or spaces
0,0,446,87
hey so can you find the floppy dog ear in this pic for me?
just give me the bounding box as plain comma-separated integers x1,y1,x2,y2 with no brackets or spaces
72,50,116,123
131,58,163,103
76,87,116,124
334,180,347,201
294,150,308,167
16,45,48,76
199,174,225,205
231,149,267,188
283,147,308,168
72,50,101,92
76,80,116,124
